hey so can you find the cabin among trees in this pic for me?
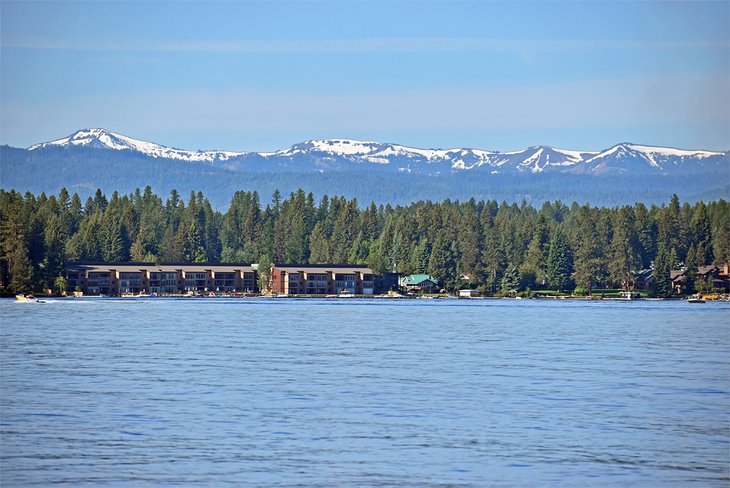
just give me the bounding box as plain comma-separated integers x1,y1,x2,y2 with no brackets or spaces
1,187,728,297
399,274,440,293
670,264,730,295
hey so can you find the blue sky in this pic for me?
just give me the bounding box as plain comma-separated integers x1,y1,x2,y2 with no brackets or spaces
1,1,728,151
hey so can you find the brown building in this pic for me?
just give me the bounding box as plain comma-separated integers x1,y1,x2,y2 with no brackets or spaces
269,264,375,296
66,262,258,295
670,264,730,294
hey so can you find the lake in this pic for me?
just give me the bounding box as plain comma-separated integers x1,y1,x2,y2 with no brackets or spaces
1,298,728,486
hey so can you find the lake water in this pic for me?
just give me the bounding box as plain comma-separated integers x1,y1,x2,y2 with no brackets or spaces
1,298,728,487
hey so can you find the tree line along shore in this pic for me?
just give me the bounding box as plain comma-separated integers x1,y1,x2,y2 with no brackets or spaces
1,187,728,297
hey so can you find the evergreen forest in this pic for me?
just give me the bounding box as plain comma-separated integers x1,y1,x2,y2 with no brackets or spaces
1,187,728,296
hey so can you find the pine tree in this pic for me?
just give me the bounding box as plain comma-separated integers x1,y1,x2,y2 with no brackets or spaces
458,206,482,280
181,220,206,263
572,206,607,293
9,243,33,293
480,213,505,292
157,226,177,262
683,243,698,294
500,264,521,294
523,214,550,286
257,254,273,292
546,227,573,292
652,244,672,297
634,202,656,269
608,206,641,290
242,191,261,261
308,222,331,263
272,189,281,215
361,202,379,241
428,231,457,292
410,238,430,274
348,232,369,264
691,202,713,264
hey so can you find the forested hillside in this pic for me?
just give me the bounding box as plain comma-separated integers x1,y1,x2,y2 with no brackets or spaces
1,187,728,296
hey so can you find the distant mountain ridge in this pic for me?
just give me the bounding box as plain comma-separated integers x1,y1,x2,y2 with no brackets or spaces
26,128,729,176
4,128,728,208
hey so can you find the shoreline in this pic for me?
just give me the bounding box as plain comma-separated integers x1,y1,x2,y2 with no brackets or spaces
6,294,728,302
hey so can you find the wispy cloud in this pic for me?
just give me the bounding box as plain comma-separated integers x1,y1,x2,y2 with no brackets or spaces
3,37,729,54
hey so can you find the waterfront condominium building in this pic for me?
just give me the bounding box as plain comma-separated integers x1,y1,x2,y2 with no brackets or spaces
269,264,375,295
65,262,258,295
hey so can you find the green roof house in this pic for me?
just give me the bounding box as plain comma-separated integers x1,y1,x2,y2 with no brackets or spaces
399,274,440,292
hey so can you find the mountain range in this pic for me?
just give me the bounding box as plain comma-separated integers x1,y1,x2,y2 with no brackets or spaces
24,128,729,176
2,128,729,207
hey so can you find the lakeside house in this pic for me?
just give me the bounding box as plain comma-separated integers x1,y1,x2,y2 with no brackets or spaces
399,274,440,293
670,264,730,294
268,264,375,295
65,262,258,295
632,269,655,290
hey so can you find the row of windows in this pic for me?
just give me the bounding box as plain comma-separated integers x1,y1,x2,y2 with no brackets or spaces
306,274,328,281
87,280,110,287
186,273,207,280
150,272,177,280
150,285,178,293
150,279,178,286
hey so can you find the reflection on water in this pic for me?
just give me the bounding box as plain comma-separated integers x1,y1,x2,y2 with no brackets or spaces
1,298,729,486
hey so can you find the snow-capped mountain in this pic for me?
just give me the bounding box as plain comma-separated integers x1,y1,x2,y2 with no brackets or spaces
580,143,725,175
28,128,246,163
25,128,729,175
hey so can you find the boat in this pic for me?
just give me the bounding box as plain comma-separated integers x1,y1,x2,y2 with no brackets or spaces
15,293,45,303
687,294,706,303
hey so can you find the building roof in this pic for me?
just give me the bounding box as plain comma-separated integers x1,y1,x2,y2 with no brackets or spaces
274,263,371,268
697,265,720,276
669,266,723,282
66,262,256,273
400,274,439,286
670,270,685,281
274,264,374,275
272,264,374,275
633,269,654,281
